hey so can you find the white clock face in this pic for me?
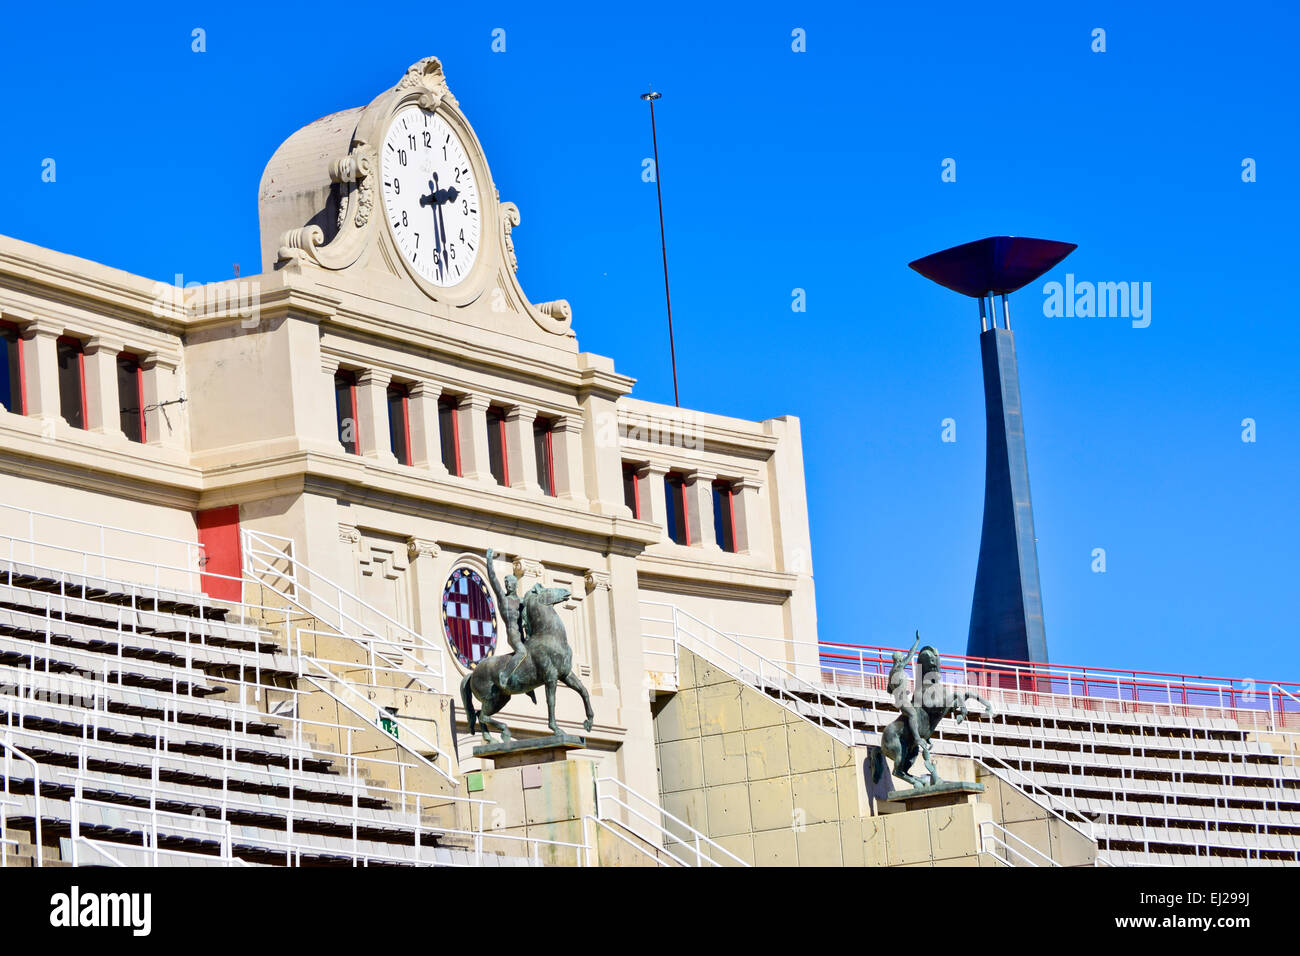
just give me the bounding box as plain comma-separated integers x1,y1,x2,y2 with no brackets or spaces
380,105,482,287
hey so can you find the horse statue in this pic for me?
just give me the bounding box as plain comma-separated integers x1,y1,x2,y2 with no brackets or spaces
871,644,992,790
459,552,595,745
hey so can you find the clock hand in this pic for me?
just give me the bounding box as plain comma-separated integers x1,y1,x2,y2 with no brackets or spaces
423,177,446,281
432,173,452,278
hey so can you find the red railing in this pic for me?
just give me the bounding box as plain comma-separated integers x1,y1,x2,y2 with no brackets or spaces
818,640,1300,729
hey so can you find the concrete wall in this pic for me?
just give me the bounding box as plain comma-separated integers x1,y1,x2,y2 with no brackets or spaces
654,648,869,865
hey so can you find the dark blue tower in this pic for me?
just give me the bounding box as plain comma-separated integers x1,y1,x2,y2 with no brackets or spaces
909,236,1076,665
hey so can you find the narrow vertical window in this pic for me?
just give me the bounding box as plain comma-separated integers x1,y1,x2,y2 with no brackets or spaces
0,323,24,414
438,395,462,476
57,336,87,430
334,369,358,454
713,480,737,552
533,417,556,496
622,463,641,519
387,382,411,465
117,352,145,443
664,473,689,545
486,405,509,486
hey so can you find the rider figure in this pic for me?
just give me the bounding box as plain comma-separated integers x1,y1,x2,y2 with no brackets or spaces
484,548,529,688
887,632,927,757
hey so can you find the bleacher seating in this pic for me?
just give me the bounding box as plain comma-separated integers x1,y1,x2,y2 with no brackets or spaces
0,558,525,867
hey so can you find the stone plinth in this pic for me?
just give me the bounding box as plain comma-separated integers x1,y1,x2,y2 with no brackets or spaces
879,781,984,813
463,751,596,866
472,733,586,769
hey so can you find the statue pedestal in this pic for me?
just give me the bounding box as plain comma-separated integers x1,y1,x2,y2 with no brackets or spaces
471,733,587,769
463,746,595,866
879,781,984,814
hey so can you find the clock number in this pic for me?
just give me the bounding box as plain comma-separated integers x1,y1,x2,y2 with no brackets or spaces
448,244,455,260
393,179,400,195
408,134,416,150
462,199,468,214
414,233,420,248
455,168,461,183
423,132,431,147
398,149,407,167
458,229,464,242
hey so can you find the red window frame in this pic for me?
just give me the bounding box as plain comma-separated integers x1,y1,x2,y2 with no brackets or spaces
486,405,509,486
713,479,739,553
438,396,462,476
117,351,146,443
665,472,690,545
334,369,359,454
56,335,88,430
0,320,26,415
622,463,641,519
534,417,556,497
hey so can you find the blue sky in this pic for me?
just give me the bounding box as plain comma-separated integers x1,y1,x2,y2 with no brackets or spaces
2,2,1297,681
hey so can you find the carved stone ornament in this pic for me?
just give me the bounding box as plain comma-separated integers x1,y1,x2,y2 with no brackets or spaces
406,537,441,560
584,570,612,593
512,557,545,582
329,141,377,230
500,201,521,273
396,57,459,112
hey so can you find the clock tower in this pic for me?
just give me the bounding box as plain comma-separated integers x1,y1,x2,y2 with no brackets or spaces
258,57,575,346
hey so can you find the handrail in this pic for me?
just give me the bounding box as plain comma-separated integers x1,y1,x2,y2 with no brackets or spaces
583,815,673,867
74,836,126,867
1268,685,1300,732
979,820,1058,867
2,736,41,866
300,655,458,787
596,776,749,867
962,739,1097,847
243,530,447,690
816,638,1300,721
820,636,1300,695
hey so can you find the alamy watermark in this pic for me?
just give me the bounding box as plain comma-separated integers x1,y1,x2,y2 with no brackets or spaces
1042,274,1151,328
151,273,261,328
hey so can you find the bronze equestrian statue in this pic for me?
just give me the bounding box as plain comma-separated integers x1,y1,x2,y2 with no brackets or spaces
460,549,595,744
872,643,992,789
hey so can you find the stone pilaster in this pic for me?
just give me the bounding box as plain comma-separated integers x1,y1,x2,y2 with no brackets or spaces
685,471,720,550
19,318,62,424
504,404,539,492
407,380,447,474
355,368,395,461
82,337,125,438
552,415,587,505
458,394,493,483
140,354,181,448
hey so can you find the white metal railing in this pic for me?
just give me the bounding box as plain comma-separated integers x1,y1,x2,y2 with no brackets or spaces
300,654,458,788
2,736,41,867
243,530,447,691
583,815,674,867
961,739,1097,845
595,776,748,867
0,502,203,593
73,836,125,867
979,820,1059,867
